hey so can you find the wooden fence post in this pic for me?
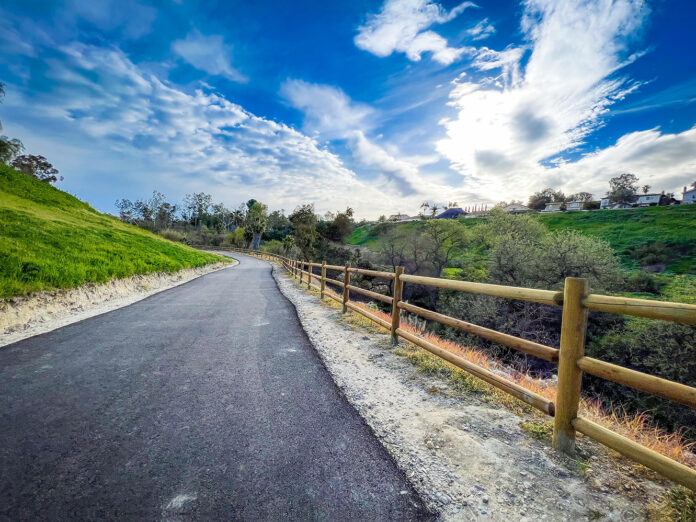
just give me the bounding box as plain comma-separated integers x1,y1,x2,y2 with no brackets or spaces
307,261,312,289
321,261,326,299
391,266,404,345
553,277,589,455
342,263,351,313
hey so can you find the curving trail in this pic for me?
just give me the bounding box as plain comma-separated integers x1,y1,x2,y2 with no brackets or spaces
0,254,430,520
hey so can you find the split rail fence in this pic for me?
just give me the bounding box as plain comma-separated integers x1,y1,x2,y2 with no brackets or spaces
229,248,696,490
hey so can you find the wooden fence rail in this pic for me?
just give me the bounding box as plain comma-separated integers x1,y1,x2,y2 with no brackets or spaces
224,248,696,490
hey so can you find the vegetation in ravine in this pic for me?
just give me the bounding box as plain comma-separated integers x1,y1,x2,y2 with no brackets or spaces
0,165,224,299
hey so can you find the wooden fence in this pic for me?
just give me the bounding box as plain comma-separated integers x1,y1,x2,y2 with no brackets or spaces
227,248,696,490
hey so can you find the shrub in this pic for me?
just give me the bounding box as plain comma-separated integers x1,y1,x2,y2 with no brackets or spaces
260,239,285,255
159,229,185,242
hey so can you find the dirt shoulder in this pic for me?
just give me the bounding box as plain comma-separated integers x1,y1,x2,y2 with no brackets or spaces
273,265,656,521
1,259,235,347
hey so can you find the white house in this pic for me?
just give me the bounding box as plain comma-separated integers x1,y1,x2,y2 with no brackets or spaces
600,197,632,210
503,203,532,214
683,185,696,204
542,201,584,212
636,193,661,207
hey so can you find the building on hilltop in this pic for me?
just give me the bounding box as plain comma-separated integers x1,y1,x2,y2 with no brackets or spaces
435,207,467,219
682,184,696,204
636,193,661,207
503,203,532,214
542,200,585,212
600,197,633,210
387,213,417,222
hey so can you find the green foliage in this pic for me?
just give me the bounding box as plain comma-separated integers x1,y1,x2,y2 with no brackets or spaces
537,205,696,274
607,172,639,205
527,187,567,210
520,420,553,440
585,276,696,439
260,239,285,255
350,205,696,274
223,227,246,247
0,136,24,164
245,201,268,249
289,204,318,260
0,165,223,299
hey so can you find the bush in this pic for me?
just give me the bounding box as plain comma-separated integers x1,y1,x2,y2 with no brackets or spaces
223,227,246,247
624,271,666,294
260,240,285,255
159,229,185,242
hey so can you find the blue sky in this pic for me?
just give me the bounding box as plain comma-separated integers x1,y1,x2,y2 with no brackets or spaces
1,0,695,218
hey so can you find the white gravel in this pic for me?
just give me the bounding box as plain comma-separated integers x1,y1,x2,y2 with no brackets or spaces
1,260,234,347
273,265,648,521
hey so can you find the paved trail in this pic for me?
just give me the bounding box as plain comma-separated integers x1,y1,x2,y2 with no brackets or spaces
0,254,430,520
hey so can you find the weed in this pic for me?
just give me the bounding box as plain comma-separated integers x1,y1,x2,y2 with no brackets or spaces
647,487,696,521
520,420,553,440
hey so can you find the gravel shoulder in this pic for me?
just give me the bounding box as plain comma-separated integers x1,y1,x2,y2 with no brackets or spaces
273,265,653,521
1,259,234,347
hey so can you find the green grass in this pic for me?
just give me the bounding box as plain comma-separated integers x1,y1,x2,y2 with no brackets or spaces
349,205,696,273
537,206,696,273
0,165,225,299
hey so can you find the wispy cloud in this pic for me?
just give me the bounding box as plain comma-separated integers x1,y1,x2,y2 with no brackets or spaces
354,0,476,65
281,78,470,202
436,0,651,197
466,18,495,41
0,32,396,215
172,30,247,83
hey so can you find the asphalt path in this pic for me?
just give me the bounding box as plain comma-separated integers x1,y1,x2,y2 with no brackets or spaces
0,254,430,521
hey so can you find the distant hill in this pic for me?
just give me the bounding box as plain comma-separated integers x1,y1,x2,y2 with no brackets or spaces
347,205,696,274
0,165,224,299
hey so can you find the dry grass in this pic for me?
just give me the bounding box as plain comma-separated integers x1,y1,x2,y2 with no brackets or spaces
280,263,696,471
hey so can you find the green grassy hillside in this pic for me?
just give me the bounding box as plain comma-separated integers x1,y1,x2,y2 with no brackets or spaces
348,205,696,273
0,165,225,299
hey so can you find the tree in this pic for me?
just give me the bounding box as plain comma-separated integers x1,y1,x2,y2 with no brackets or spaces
211,203,234,233
423,220,469,276
265,210,292,241
607,173,638,205
115,199,136,223
378,227,409,273
245,201,268,250
527,188,566,210
11,155,61,183
0,137,23,164
321,207,354,242
567,191,593,202
289,204,318,260
182,192,212,228
642,184,651,195
282,234,295,255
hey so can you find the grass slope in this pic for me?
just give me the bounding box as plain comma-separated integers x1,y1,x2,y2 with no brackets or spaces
0,165,224,299
348,205,696,273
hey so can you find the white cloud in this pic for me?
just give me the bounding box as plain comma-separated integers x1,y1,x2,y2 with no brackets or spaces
172,30,247,82
549,127,696,198
280,80,374,139
1,40,401,216
436,0,651,200
467,18,495,41
281,79,474,204
355,0,476,65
